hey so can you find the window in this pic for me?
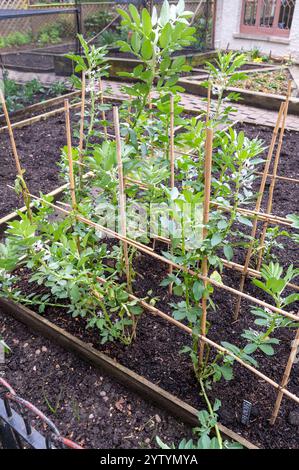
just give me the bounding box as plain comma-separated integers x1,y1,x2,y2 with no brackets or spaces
240,0,296,36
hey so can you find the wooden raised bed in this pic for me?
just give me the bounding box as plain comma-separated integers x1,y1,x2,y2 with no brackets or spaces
0,297,257,450
178,74,299,115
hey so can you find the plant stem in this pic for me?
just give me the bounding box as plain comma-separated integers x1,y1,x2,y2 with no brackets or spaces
199,378,223,449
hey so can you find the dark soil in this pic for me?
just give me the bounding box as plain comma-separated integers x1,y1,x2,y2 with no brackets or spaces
236,123,299,220
0,102,119,218
0,112,75,217
0,310,193,449
1,109,299,449
32,242,298,450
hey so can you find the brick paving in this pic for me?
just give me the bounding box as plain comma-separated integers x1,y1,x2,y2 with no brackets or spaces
103,79,299,132
2,69,299,131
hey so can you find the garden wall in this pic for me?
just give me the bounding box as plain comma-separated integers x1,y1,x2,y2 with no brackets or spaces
215,0,299,63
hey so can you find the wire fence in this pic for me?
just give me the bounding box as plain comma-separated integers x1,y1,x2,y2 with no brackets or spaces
0,1,215,76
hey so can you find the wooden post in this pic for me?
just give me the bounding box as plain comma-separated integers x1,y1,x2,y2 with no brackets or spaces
168,95,175,294
113,106,132,294
0,89,32,222
64,99,77,211
233,102,285,320
199,128,213,365
270,328,299,425
256,80,292,271
99,75,108,139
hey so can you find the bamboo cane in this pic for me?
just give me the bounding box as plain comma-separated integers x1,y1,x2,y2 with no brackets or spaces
119,227,299,293
270,328,299,425
69,156,293,229
26,193,299,323
64,99,77,211
256,81,292,271
255,172,299,185
99,75,108,139
233,102,285,320
199,128,213,365
168,95,175,295
213,202,292,227
0,89,33,222
113,106,132,294
96,275,299,408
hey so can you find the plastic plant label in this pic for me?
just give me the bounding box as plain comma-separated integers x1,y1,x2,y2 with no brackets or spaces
241,400,252,425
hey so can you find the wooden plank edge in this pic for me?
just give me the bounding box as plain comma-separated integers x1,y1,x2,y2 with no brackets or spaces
0,298,258,450
0,90,79,124
0,94,122,133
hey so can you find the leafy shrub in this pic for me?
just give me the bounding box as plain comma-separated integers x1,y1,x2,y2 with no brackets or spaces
0,31,32,49
84,11,115,37
2,71,68,112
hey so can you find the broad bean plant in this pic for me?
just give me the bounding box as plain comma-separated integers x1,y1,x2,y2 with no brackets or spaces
0,0,297,448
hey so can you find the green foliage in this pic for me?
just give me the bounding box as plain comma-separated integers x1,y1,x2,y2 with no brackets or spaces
0,205,141,345
157,398,243,450
37,20,70,45
253,262,299,308
84,11,115,37
203,51,248,123
116,0,196,131
0,20,70,49
66,34,109,150
287,214,299,244
0,3,294,448
0,31,32,49
1,71,68,113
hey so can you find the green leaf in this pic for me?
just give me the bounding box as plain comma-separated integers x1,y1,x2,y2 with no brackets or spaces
160,0,170,26
142,9,152,36
156,436,171,449
220,365,233,381
237,215,253,227
131,32,141,54
141,39,153,60
266,278,286,294
210,271,223,285
193,281,204,301
243,343,258,354
259,344,275,356
211,233,222,247
286,214,299,229
129,4,141,26
159,23,172,48
223,245,233,261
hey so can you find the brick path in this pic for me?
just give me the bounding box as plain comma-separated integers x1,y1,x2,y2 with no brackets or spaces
103,79,299,132
2,69,299,131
